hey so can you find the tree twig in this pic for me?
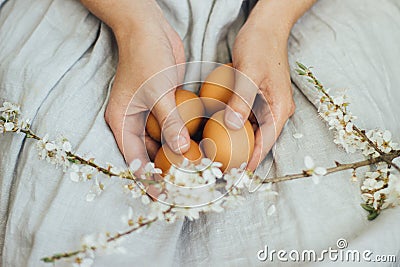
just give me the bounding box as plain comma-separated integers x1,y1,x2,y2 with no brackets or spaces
262,150,400,184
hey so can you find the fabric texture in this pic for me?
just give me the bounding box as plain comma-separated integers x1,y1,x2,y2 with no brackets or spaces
0,0,399,266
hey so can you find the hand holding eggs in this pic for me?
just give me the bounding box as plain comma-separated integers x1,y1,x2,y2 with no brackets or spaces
147,63,256,175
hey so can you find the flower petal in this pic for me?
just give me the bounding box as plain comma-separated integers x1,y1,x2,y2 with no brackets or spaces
311,175,320,185
86,193,96,202
304,156,314,169
129,159,142,172
293,133,303,139
45,142,56,151
4,122,14,131
70,172,80,182
383,130,392,142
267,205,276,216
314,167,327,176
211,167,223,179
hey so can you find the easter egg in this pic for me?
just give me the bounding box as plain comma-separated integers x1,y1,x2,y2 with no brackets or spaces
199,63,234,116
154,139,203,175
146,89,204,142
202,110,254,172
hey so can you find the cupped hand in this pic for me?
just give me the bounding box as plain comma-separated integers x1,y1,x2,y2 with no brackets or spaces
225,2,297,172
101,2,190,169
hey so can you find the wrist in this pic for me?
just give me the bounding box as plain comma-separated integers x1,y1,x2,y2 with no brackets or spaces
111,1,165,39
81,0,165,40
247,0,315,40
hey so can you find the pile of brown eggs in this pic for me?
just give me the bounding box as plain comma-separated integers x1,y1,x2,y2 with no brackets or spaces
145,64,255,175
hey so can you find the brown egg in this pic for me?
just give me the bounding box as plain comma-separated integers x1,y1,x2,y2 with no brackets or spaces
199,63,234,116
146,89,205,142
154,139,203,175
202,110,254,172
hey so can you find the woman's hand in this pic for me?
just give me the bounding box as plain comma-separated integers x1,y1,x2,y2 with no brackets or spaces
81,0,190,167
225,0,316,171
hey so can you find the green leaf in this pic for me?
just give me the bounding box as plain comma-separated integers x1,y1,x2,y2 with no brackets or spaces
296,62,308,71
41,257,54,263
361,203,374,212
296,69,306,75
367,211,380,220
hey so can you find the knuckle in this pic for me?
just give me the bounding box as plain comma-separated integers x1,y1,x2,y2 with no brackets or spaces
230,99,251,116
160,114,182,133
235,63,259,82
104,104,122,132
259,78,274,93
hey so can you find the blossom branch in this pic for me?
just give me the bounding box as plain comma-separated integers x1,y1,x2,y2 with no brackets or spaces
296,63,400,172
263,149,400,184
41,206,173,263
296,62,400,220
19,123,158,181
41,250,85,263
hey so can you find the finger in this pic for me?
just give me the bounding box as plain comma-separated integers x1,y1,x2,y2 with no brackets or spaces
106,105,152,175
145,133,160,161
247,118,276,172
224,67,259,130
151,90,190,154
247,101,294,171
120,114,150,167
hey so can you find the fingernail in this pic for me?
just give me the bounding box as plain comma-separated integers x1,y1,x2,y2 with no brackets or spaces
225,111,244,130
171,135,189,153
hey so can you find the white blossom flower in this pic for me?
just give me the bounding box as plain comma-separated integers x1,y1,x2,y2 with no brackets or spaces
127,182,145,199
380,174,400,209
0,101,20,113
70,164,95,182
166,166,204,187
148,198,170,221
82,233,108,250
121,206,136,227
0,102,20,121
361,192,373,202
293,133,303,139
361,178,384,191
35,135,72,170
17,119,30,132
62,141,72,152
125,182,152,206
45,142,57,151
81,233,126,255
224,166,250,190
173,207,201,221
196,158,223,183
372,191,382,209
257,182,279,201
73,257,94,267
86,178,104,202
143,162,162,176
304,156,327,184
4,122,14,131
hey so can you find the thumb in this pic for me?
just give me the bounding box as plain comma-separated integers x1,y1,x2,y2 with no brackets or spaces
224,68,259,130
151,90,190,154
